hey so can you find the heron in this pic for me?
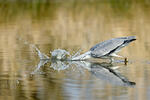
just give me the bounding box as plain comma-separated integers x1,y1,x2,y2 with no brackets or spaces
71,36,136,62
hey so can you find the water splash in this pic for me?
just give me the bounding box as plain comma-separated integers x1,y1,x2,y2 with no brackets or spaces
50,49,71,60
17,36,50,60
18,36,84,61
50,60,71,71
71,49,82,58
31,60,48,74
32,45,49,60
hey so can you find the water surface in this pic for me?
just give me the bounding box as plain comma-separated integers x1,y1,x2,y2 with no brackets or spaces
0,1,150,100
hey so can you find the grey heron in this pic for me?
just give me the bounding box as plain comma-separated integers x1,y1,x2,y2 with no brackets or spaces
72,36,136,61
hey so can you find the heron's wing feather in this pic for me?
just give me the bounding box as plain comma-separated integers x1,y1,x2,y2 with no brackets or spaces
90,38,124,57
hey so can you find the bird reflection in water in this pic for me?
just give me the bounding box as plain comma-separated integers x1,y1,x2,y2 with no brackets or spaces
31,59,136,87
90,63,135,86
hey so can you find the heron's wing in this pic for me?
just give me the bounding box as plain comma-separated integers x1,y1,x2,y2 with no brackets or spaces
90,38,125,57
90,36,136,57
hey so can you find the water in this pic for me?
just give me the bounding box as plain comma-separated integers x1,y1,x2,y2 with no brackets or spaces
0,1,150,100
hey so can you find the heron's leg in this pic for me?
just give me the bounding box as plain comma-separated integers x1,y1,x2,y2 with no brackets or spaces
116,55,128,65
111,53,124,58
111,53,128,64
124,57,128,65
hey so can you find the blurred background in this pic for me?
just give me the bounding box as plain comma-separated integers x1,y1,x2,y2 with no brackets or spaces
0,0,150,100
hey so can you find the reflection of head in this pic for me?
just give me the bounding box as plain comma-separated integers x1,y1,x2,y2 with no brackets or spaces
51,49,70,60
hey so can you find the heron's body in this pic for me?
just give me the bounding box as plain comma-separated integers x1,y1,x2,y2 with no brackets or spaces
72,36,136,60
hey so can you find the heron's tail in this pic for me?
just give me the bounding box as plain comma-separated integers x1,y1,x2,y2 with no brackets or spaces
125,36,136,43
71,51,91,61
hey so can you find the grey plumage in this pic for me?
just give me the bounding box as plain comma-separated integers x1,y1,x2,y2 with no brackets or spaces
72,36,136,60
90,36,136,58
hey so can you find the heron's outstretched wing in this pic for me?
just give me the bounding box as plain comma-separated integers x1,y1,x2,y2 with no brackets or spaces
90,36,136,58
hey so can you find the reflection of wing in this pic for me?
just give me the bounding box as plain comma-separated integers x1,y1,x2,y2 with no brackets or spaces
90,63,136,87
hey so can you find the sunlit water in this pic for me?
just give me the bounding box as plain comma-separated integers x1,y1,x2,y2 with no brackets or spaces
0,1,150,100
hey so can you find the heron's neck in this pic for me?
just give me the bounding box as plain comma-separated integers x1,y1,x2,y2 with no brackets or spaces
71,51,91,61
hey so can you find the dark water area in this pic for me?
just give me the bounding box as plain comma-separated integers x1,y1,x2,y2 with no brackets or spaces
0,1,150,100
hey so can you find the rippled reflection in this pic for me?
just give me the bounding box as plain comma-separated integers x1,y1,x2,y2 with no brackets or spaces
32,59,135,87
90,63,135,87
